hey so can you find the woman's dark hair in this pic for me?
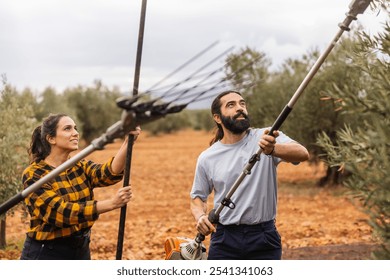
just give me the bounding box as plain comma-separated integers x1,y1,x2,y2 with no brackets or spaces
28,113,68,163
209,90,242,145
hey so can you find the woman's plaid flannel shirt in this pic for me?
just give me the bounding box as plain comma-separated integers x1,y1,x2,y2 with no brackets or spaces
22,157,123,240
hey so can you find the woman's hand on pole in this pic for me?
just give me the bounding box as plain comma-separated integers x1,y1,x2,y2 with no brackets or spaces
129,125,142,141
111,126,142,174
96,185,133,214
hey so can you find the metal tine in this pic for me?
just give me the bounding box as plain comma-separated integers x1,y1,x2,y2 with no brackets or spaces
165,76,250,104
138,62,228,105
141,67,239,113
120,46,234,112
150,56,263,115
119,66,224,101
188,79,262,105
131,59,231,113
120,53,261,114
160,61,231,102
176,55,263,106
155,46,235,99
146,82,232,114
143,66,228,94
151,52,262,108
145,40,219,92
128,47,233,102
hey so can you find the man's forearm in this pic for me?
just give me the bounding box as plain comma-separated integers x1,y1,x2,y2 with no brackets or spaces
190,197,208,222
273,143,309,162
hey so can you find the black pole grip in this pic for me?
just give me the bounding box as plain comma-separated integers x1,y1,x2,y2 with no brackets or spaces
268,105,292,135
0,193,24,215
194,209,219,243
195,232,205,243
208,208,219,224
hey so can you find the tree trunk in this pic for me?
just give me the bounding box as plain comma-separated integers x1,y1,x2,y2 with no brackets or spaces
318,165,348,187
0,216,6,249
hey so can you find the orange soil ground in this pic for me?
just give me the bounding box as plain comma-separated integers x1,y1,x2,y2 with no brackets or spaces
2,130,377,260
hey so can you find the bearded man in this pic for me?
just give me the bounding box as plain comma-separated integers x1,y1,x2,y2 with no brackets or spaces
190,90,309,260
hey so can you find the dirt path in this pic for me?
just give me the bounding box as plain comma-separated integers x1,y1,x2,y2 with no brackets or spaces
2,130,376,260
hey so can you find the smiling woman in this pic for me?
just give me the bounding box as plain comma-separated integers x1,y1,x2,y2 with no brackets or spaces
19,113,141,260
40,114,80,167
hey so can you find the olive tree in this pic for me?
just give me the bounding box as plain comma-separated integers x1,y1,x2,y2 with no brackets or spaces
0,80,37,248
317,21,390,259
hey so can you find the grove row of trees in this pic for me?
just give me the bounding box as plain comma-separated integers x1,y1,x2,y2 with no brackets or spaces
1,7,389,257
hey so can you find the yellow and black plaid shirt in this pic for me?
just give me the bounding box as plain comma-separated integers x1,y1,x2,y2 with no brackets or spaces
22,157,123,240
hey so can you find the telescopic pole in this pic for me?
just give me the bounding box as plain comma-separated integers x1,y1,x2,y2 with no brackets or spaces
196,0,373,243
115,0,147,260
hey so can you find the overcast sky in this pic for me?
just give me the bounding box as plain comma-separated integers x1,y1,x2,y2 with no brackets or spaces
1,0,387,100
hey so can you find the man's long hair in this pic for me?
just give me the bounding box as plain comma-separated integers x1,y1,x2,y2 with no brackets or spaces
209,90,242,145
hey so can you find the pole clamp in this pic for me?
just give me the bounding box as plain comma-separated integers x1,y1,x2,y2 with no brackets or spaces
221,198,236,209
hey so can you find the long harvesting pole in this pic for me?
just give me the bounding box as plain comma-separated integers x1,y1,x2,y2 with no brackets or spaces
116,0,147,260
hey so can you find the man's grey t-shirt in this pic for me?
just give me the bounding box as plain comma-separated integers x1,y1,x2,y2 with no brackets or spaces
190,128,295,225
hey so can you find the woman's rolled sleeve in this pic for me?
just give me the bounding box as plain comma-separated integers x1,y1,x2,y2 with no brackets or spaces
84,157,124,187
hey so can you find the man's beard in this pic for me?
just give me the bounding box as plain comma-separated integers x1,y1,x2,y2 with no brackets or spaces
220,111,251,134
